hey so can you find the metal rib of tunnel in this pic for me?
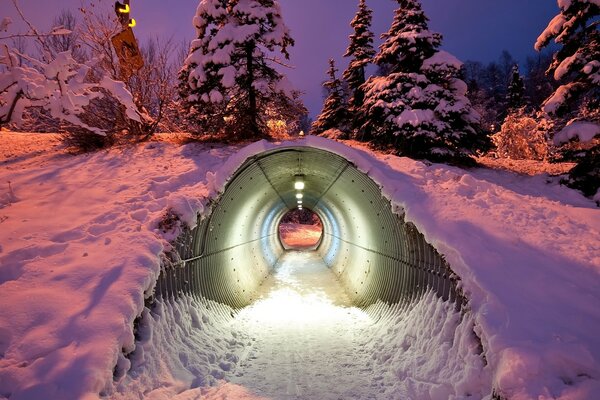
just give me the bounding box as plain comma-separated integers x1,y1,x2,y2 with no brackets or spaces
153,146,461,308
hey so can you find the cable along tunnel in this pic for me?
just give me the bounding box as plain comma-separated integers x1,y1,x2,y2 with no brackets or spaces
154,145,460,308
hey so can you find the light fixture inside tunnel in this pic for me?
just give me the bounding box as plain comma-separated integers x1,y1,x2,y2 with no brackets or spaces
294,175,305,190
296,193,303,199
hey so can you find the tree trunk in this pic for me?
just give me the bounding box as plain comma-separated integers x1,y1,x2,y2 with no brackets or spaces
246,42,258,138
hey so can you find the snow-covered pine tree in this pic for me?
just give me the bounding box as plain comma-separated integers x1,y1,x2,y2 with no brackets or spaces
506,64,525,111
182,0,298,140
342,0,375,132
312,59,350,136
535,0,599,197
179,0,230,135
360,0,490,163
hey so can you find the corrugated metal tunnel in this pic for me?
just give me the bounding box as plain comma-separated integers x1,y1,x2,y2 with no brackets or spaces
154,146,460,308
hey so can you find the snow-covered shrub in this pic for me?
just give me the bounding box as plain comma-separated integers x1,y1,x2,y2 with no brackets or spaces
0,7,147,149
0,45,142,136
493,111,548,160
77,3,178,137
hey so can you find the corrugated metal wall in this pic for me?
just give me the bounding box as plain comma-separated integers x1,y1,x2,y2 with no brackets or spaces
153,147,460,309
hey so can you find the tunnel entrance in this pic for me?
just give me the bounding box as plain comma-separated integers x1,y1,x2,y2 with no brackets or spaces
278,208,323,250
136,141,485,399
155,143,460,309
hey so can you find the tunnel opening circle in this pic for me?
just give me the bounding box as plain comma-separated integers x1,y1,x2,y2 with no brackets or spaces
278,208,323,250
155,144,461,309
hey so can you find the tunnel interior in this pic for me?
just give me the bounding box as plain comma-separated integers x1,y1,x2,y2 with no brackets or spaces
154,146,460,309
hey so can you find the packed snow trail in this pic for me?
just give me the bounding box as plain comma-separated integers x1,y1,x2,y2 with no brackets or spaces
229,251,376,400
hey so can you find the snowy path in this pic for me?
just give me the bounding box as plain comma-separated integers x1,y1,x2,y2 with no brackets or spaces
229,251,377,400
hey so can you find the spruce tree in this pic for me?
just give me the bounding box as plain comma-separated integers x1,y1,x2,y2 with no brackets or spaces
535,0,599,197
360,0,490,163
179,0,229,135
181,0,298,140
506,64,525,111
342,0,375,130
312,59,349,136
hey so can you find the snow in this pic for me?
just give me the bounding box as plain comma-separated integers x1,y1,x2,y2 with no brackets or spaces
0,133,236,399
278,223,321,248
554,120,600,145
554,52,579,80
535,14,566,50
422,50,463,70
395,108,435,127
0,48,143,134
1,133,599,399
543,83,575,114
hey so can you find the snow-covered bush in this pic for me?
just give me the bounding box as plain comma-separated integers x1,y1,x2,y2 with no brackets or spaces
77,2,178,137
0,8,147,149
0,45,142,136
360,0,491,164
492,111,548,160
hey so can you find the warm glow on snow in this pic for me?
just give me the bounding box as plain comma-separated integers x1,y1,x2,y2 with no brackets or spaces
279,223,321,248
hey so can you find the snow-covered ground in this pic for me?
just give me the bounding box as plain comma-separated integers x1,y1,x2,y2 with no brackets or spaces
278,223,322,248
111,252,488,400
1,132,599,399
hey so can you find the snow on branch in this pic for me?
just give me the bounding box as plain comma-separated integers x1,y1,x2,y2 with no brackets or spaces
0,45,143,135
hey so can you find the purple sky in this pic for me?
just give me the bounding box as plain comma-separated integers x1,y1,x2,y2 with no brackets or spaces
2,0,558,117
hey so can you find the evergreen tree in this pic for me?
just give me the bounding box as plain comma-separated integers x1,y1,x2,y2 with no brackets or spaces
179,0,230,135
342,0,375,128
524,51,558,109
181,0,298,140
360,0,490,163
535,0,599,197
312,59,349,135
506,64,525,110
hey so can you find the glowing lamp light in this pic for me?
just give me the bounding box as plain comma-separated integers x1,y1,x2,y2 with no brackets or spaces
118,4,130,13
297,200,302,204
128,19,137,27
294,176,305,190
296,193,303,199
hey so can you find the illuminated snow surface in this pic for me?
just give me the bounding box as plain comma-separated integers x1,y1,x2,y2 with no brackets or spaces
1,132,600,400
278,223,322,248
114,252,487,400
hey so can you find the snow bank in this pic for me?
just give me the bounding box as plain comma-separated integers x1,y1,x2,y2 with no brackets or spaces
111,295,249,400
364,293,491,399
0,134,236,399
